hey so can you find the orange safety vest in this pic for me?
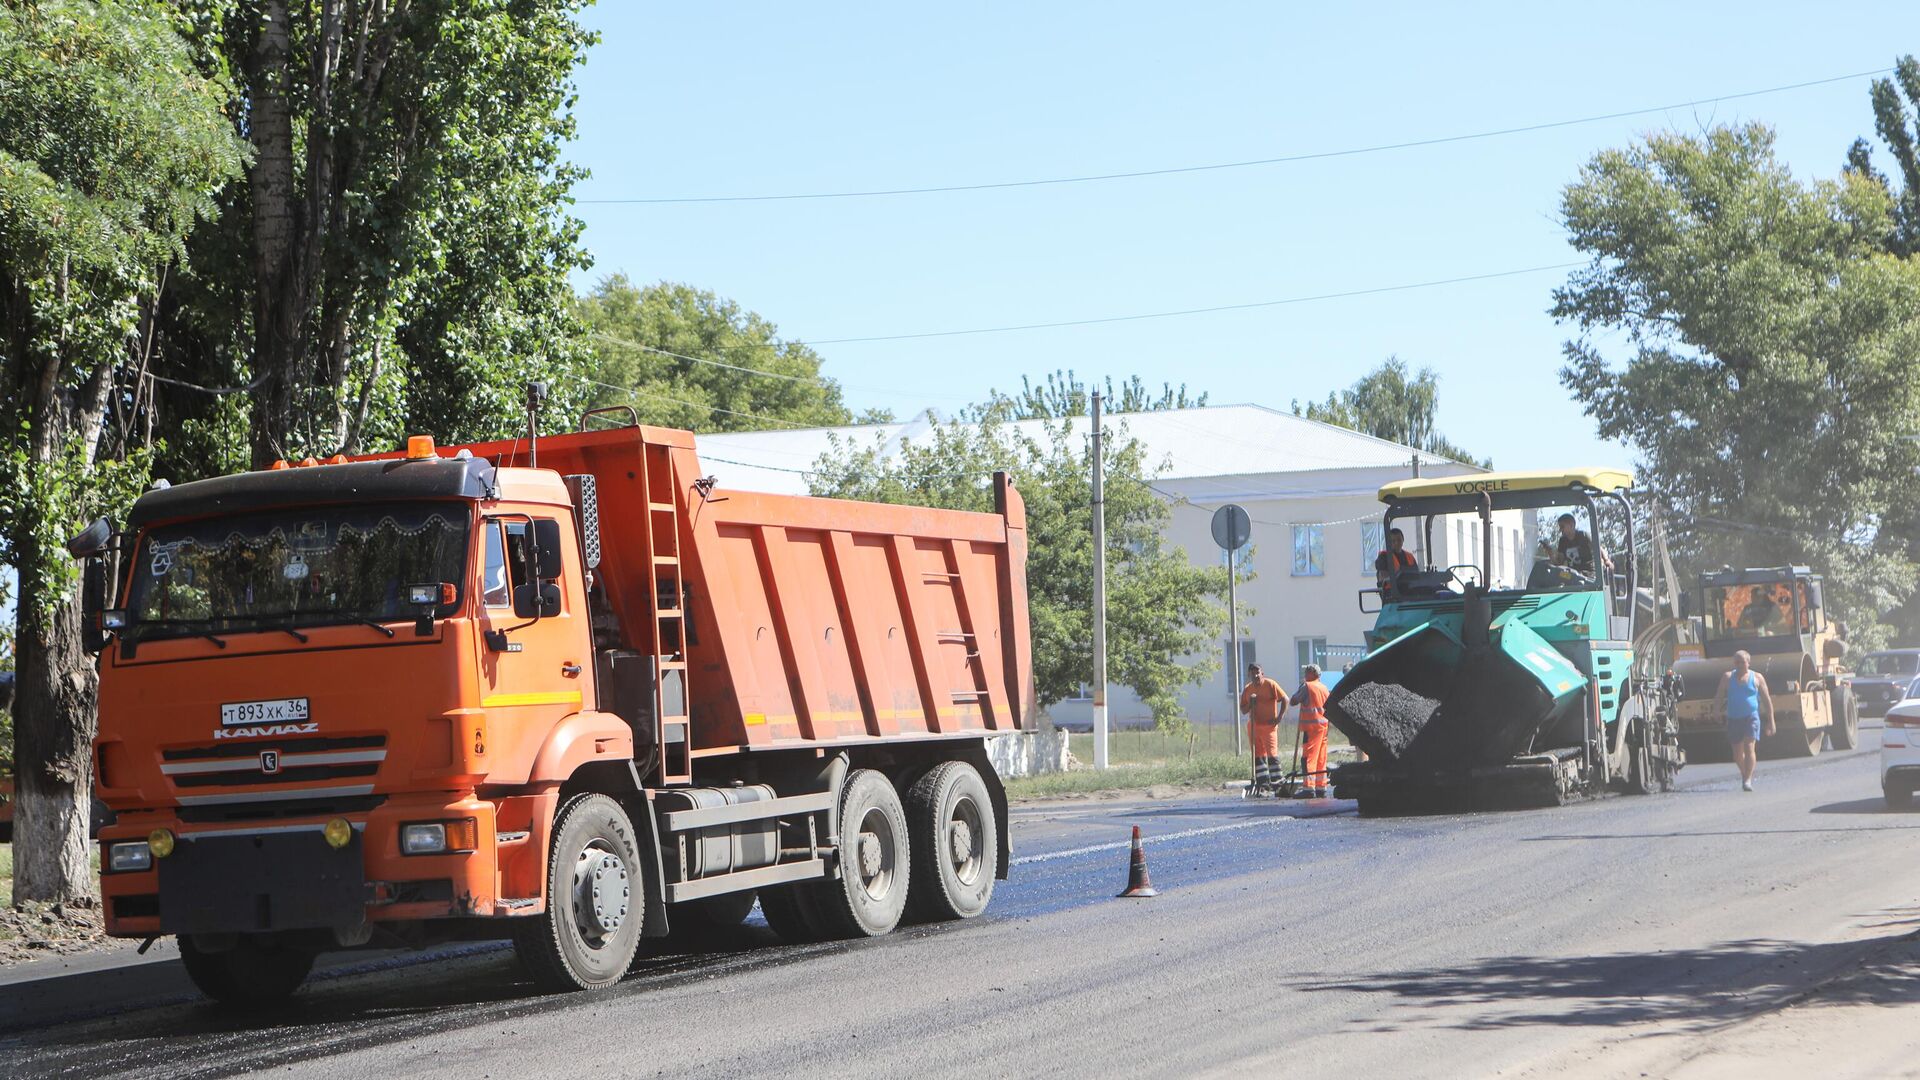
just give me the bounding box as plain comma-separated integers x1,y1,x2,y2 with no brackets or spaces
1296,678,1329,725
1378,548,1416,588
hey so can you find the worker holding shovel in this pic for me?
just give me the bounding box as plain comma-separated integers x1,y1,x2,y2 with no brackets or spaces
1291,666,1332,798
1240,663,1289,797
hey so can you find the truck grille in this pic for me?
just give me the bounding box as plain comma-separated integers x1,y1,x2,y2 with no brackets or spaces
160,734,387,793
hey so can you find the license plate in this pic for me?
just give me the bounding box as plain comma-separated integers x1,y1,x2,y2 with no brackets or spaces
221,698,310,726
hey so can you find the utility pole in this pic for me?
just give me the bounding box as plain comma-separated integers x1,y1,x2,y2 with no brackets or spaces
1091,390,1109,771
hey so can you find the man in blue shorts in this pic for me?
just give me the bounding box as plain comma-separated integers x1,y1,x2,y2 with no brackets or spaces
1717,649,1775,792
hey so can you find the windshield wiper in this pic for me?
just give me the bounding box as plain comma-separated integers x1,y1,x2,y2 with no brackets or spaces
133,618,228,649
291,610,397,638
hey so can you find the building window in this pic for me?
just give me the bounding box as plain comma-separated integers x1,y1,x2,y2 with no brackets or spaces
1291,524,1324,577
1296,637,1328,674
1226,639,1256,697
1360,520,1385,577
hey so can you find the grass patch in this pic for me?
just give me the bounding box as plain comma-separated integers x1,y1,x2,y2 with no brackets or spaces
1004,753,1249,799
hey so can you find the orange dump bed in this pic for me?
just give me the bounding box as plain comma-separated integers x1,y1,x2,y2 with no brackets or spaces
441,425,1033,753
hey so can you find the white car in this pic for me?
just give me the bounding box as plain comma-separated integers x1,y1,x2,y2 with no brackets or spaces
1881,698,1920,808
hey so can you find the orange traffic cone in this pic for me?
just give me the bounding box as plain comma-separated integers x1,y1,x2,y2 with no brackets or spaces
1117,825,1158,898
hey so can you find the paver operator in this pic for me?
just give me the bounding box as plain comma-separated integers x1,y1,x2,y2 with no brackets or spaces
1291,665,1332,798
1374,527,1418,597
1240,663,1289,795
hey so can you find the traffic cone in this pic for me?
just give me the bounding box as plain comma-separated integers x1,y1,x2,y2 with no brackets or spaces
1117,825,1158,898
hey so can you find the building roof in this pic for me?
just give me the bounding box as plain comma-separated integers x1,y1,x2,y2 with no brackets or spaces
694,403,1474,497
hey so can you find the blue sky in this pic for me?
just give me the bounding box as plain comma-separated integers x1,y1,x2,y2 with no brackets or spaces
565,2,1916,471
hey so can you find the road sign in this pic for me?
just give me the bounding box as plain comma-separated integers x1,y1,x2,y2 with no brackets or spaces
1211,504,1251,551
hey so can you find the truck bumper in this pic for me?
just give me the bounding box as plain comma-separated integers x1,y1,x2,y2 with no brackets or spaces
100,793,514,939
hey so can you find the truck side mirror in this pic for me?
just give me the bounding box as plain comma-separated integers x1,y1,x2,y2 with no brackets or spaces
1679,591,1692,618
531,518,564,580
66,517,113,558
1807,582,1824,610
80,558,111,655
513,582,562,620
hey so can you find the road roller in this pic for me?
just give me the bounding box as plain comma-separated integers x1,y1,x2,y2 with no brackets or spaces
1670,566,1857,761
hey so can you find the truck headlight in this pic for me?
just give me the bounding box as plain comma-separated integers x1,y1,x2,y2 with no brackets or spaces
107,842,152,873
399,818,477,856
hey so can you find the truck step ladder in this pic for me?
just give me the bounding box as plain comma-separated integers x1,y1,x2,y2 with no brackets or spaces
644,441,692,785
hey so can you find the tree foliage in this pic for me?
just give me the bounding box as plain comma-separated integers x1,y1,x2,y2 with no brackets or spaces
808,405,1228,730
579,276,881,431
1292,357,1487,466
1847,55,1920,257
142,0,597,470
1554,123,1920,645
986,370,1206,420
0,0,247,900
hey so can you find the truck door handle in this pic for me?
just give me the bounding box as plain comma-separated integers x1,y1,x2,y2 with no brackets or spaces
561,663,582,677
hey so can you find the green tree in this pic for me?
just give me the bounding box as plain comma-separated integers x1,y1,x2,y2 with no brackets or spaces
139,0,596,472
0,0,247,901
1846,55,1920,257
1554,123,1920,645
808,406,1229,730
1292,357,1487,466
988,370,1206,419
580,276,877,431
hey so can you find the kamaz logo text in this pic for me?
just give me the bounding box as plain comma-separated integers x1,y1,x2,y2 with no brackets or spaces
213,722,318,740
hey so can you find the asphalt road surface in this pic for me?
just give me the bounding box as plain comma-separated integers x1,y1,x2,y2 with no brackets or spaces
5,730,1918,1079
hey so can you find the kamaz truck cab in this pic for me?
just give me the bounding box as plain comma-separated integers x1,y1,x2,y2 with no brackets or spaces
1327,468,1684,813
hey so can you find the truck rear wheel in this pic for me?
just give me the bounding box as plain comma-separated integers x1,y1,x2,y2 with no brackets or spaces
513,793,644,992
179,934,315,1007
805,769,910,938
757,884,823,943
906,761,997,922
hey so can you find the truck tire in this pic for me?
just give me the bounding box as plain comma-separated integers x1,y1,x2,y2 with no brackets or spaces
906,761,997,922
757,884,823,944
179,934,315,1007
804,769,910,938
1829,686,1859,751
513,793,644,992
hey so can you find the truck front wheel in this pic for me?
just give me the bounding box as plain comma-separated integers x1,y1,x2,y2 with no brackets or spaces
806,769,910,938
514,793,645,992
907,761,997,921
179,934,315,1007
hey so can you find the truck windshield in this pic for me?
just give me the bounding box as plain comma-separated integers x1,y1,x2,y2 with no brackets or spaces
1701,582,1807,642
124,502,469,642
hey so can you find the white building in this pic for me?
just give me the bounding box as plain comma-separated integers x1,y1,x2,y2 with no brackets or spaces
696,404,1536,727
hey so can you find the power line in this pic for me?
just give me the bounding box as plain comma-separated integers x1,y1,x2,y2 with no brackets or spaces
588,332,974,402
585,378,815,429
796,262,1582,345
579,68,1890,205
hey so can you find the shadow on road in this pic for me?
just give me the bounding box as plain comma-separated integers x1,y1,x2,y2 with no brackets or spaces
1811,797,1915,815
1522,821,1920,841
1294,932,1920,1033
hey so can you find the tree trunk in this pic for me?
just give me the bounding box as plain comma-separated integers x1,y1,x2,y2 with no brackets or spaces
246,0,304,468
11,551,99,904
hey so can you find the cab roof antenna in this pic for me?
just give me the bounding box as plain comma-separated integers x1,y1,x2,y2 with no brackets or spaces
525,381,548,468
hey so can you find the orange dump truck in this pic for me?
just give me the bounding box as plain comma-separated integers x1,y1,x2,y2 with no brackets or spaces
73,416,1032,1001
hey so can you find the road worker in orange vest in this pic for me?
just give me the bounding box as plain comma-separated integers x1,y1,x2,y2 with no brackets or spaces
1290,665,1332,798
1374,527,1418,598
1239,662,1289,797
